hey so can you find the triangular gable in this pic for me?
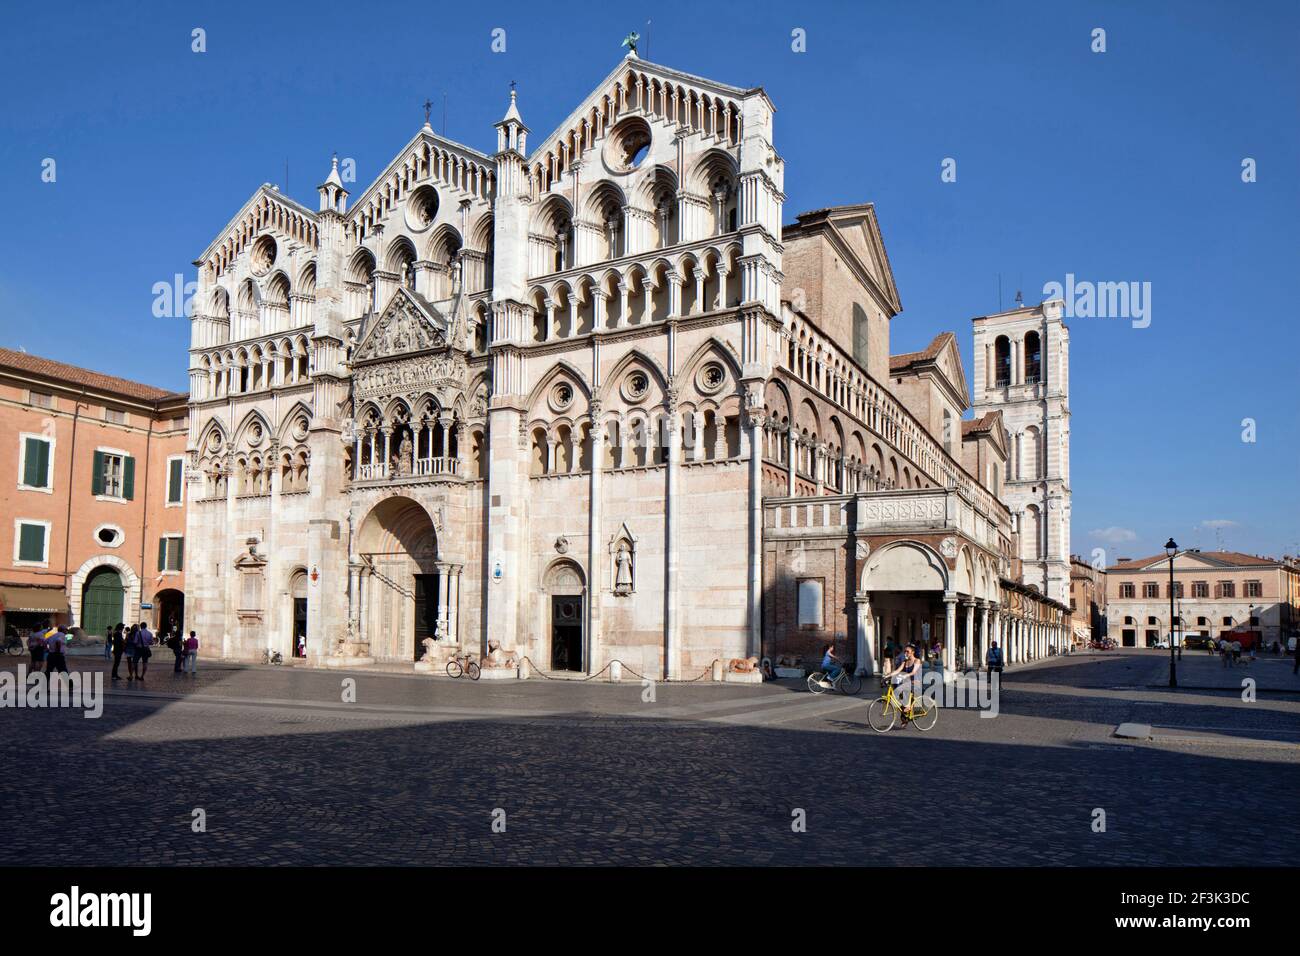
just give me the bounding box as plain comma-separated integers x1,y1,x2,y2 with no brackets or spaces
527,55,757,164
932,333,970,407
809,204,902,315
352,287,449,363
193,184,318,266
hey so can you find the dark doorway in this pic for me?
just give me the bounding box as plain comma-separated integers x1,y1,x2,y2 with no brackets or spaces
413,574,440,659
551,595,582,671
292,599,308,657
155,588,185,639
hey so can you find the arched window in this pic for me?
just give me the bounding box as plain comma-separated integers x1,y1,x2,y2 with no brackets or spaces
1024,331,1042,384
994,335,1011,386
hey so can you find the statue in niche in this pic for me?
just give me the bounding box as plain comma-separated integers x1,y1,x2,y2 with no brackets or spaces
614,542,634,594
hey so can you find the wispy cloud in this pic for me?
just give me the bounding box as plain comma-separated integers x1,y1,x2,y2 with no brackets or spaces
1198,519,1238,530
1090,526,1137,544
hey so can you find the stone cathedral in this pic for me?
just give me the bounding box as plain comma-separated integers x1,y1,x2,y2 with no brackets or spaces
183,50,1074,680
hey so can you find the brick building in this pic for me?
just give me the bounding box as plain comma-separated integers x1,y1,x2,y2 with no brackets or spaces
0,348,188,639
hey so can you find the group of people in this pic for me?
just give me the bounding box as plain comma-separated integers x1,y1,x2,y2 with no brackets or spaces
24,625,71,674
1214,636,1250,667
103,623,199,680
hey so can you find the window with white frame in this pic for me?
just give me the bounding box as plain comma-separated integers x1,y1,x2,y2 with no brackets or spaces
166,455,185,506
18,433,54,492
797,578,824,627
14,519,51,566
92,448,134,500
158,535,184,573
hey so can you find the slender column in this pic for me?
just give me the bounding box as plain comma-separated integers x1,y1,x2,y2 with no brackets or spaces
943,593,958,671
746,409,764,658
436,563,450,639
664,407,681,678
964,602,975,671
814,444,825,495
855,592,876,675
587,409,604,673
787,431,797,496
448,567,461,644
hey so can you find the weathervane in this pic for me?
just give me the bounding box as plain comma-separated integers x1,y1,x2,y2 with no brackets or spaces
622,31,639,54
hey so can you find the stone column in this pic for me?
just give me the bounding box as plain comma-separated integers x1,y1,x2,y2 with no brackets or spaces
664,405,682,679
787,430,797,496
746,408,764,658
436,563,450,639
943,593,958,672
964,601,975,671
448,566,461,645
814,443,825,495
587,408,604,674
855,592,876,675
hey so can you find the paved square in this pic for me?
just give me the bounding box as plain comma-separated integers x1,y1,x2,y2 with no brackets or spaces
1,649,1297,865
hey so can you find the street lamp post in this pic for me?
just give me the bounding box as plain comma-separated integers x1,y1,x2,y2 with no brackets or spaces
1166,538,1178,687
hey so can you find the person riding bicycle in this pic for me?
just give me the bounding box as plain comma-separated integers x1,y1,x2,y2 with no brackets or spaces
890,645,921,722
817,643,842,688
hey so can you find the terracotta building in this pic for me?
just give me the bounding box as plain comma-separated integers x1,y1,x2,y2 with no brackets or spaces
0,348,188,638
1069,554,1107,644
1105,549,1300,648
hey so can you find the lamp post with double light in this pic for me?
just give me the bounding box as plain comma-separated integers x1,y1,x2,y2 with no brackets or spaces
1166,538,1178,687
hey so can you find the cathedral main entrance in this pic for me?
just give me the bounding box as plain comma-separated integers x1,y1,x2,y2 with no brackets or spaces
356,496,443,661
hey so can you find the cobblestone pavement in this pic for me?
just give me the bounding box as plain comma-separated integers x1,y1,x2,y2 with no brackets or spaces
1,649,1296,866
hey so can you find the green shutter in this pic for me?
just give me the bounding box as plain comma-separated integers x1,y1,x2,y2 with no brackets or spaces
176,537,184,572
18,523,45,562
24,437,50,488
91,450,105,495
158,538,167,572
168,458,183,503
122,456,135,500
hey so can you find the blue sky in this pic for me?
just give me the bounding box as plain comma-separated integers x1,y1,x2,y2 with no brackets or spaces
1,0,1296,560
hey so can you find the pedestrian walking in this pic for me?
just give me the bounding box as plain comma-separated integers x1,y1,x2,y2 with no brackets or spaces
136,623,154,680
110,624,126,680
125,624,140,680
1231,639,1242,665
27,627,47,670
168,629,184,674
183,631,199,675
44,626,69,675
986,639,1004,677
103,625,113,661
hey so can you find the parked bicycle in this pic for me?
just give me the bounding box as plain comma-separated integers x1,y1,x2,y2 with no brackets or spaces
867,677,938,732
262,648,284,665
806,664,863,696
2,634,24,656
446,653,480,680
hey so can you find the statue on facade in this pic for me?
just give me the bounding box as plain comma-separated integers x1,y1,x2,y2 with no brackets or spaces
614,542,633,594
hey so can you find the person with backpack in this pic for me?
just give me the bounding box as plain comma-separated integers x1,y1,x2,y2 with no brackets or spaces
136,623,154,680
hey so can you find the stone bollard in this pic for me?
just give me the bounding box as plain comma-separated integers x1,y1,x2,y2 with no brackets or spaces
518,658,531,680
712,659,724,682
609,660,622,682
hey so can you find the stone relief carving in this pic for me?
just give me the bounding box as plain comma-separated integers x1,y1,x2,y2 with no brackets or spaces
940,537,958,559
352,295,446,363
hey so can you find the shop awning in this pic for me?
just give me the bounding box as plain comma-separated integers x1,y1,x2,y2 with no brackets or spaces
0,585,69,614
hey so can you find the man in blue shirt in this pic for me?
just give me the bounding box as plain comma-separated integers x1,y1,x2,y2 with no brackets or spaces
986,639,1004,675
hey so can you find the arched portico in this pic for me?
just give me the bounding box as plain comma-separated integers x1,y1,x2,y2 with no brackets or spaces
354,495,459,662
855,540,951,675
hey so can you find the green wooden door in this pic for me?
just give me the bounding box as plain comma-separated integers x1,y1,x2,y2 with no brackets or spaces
82,567,124,635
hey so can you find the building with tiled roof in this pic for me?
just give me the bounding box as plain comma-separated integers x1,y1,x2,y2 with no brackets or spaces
0,349,188,638
1104,548,1300,648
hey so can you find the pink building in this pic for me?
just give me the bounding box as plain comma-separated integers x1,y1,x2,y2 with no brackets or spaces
0,348,188,639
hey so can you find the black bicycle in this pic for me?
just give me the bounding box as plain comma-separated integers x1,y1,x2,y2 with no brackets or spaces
2,634,25,656
806,664,863,695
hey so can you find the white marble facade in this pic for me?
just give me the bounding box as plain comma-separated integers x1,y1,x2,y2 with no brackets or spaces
184,53,783,676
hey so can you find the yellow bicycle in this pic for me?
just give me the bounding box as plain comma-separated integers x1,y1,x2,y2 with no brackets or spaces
867,678,938,732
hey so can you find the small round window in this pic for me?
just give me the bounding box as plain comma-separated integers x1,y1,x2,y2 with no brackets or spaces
603,118,653,174
549,381,575,412
621,370,650,403
696,362,726,395
95,525,124,548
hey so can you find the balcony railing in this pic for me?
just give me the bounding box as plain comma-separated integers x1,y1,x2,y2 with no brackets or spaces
356,457,461,482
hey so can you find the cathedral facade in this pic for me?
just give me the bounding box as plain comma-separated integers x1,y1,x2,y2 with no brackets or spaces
183,52,1072,679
